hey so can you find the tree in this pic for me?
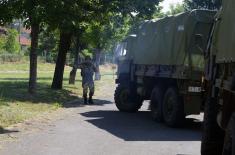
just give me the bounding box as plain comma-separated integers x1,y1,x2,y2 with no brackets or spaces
82,0,161,80
0,0,46,94
83,22,111,80
48,0,161,89
4,29,20,53
38,28,59,62
68,16,125,84
167,3,185,15
23,1,45,94
47,0,89,89
51,30,73,89
68,35,86,84
153,6,166,18
184,0,222,10
0,34,6,53
0,1,19,53
0,1,16,25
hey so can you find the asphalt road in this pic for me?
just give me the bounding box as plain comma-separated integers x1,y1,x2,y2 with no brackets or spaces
0,83,203,155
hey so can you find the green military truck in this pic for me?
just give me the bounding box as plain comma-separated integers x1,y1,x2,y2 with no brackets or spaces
201,0,235,154
114,10,216,127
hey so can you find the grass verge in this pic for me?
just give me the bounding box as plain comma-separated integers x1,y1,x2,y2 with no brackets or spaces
0,62,115,129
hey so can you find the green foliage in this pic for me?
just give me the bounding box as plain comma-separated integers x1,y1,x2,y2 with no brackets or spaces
4,29,20,53
0,53,22,63
167,3,185,15
38,28,59,62
153,6,166,18
0,35,6,52
2,0,162,53
83,22,110,51
82,49,93,57
101,0,161,19
0,0,17,25
184,0,222,10
82,16,129,54
82,0,162,53
44,0,100,33
39,29,58,52
153,3,185,18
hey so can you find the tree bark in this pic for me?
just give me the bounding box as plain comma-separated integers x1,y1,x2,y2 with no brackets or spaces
69,39,81,84
95,49,101,81
51,31,72,89
28,23,40,94
69,67,77,85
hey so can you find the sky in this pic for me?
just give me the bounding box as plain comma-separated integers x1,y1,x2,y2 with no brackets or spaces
160,0,184,12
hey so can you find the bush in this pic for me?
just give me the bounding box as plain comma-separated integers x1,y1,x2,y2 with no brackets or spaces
0,53,23,63
4,29,20,54
0,36,6,51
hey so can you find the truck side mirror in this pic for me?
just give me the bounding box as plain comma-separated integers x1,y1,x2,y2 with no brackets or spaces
195,34,204,53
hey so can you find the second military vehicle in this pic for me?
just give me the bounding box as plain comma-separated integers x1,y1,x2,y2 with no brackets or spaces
201,0,235,154
114,10,216,127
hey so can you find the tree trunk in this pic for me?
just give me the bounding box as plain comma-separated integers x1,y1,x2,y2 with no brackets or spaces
69,40,81,84
95,49,101,81
28,23,40,94
51,31,72,89
69,67,77,85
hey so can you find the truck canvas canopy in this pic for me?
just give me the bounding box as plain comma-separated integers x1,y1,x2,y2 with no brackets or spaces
127,10,215,69
212,0,235,63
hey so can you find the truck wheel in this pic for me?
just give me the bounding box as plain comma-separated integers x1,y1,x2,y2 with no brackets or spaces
150,86,164,122
201,97,224,155
162,87,185,127
114,84,143,112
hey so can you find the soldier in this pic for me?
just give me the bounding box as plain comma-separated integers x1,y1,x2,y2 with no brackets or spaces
77,56,97,104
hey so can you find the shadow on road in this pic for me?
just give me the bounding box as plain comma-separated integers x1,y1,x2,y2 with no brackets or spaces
63,99,112,108
81,110,202,141
0,126,19,134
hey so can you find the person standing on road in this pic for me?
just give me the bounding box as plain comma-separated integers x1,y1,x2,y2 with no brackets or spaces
77,56,97,104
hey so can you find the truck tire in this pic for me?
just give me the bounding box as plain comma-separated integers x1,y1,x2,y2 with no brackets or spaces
201,97,224,155
114,84,143,112
162,87,185,127
150,86,164,122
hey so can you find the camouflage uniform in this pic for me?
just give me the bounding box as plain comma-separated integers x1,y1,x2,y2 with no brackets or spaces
78,60,96,104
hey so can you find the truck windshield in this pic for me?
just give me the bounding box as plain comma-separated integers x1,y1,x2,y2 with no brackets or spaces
191,22,212,70
114,42,127,58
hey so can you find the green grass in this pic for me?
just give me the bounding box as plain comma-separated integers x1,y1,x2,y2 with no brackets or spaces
0,62,115,128
0,62,71,72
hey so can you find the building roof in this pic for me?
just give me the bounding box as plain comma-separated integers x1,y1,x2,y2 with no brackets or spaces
20,36,31,46
21,28,31,34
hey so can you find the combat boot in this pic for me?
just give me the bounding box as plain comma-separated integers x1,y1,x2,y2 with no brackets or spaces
88,96,94,104
83,96,88,104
